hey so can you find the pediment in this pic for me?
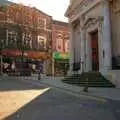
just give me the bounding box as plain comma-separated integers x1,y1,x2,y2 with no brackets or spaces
84,17,97,26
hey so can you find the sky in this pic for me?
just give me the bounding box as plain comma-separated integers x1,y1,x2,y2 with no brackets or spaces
9,0,69,22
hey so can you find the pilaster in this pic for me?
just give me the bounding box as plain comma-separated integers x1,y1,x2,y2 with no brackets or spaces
80,18,85,72
102,0,112,70
68,24,74,75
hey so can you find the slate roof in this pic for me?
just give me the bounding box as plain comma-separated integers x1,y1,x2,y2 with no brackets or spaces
0,0,13,5
53,20,68,27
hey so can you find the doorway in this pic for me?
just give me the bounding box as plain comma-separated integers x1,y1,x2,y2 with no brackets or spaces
90,30,99,71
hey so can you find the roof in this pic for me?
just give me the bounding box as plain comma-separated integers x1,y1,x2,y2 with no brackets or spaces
64,5,71,17
0,1,52,18
0,0,13,5
32,7,52,18
52,20,68,27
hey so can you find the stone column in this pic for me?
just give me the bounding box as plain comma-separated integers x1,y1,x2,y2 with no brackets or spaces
75,29,79,66
98,17,104,71
76,28,81,74
78,31,81,74
68,24,74,75
103,0,112,70
80,19,85,73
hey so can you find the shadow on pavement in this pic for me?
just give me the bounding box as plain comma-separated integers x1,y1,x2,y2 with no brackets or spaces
108,100,120,120
0,76,119,120
4,88,114,120
0,76,47,91
4,89,86,120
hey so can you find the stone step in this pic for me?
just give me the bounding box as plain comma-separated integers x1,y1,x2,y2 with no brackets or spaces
63,80,113,84
63,78,111,82
62,72,115,87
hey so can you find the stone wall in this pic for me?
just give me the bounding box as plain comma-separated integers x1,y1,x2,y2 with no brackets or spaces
110,0,120,69
84,3,102,18
110,0,120,56
101,70,120,88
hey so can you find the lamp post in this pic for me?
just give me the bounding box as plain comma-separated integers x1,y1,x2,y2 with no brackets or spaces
52,52,55,79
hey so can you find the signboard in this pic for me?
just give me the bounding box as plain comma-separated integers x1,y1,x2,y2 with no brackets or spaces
53,52,70,60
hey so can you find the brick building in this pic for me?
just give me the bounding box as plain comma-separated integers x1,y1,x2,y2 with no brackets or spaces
52,20,70,76
0,2,52,75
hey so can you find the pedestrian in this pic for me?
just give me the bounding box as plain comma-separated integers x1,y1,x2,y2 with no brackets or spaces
38,70,41,80
38,65,42,80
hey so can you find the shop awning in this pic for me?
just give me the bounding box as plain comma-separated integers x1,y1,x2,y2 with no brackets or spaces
2,49,51,60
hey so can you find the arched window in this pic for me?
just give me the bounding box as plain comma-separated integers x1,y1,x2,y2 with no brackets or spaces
65,40,69,53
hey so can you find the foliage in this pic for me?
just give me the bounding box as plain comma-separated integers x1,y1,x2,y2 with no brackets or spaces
0,5,7,12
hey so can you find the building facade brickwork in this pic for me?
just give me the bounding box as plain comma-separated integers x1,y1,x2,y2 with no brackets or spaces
0,2,52,75
52,20,70,76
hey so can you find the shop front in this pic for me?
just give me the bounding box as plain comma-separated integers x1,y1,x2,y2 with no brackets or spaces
1,49,50,76
53,52,70,76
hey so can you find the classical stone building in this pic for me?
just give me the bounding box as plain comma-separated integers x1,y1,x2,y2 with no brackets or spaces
65,0,120,87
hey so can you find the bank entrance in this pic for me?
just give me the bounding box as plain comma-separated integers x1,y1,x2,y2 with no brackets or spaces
90,30,99,71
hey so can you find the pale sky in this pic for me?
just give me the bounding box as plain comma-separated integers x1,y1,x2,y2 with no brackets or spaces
9,0,69,22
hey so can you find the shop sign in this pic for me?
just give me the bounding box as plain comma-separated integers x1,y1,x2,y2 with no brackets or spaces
53,52,70,60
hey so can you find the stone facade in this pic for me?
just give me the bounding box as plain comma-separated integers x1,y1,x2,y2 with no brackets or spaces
65,0,120,87
110,0,120,69
66,0,115,72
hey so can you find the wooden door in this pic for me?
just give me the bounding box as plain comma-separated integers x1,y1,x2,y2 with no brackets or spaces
91,31,99,71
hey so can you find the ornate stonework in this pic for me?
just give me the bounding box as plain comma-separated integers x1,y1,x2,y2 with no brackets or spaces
68,0,96,18
74,0,95,16
110,0,120,14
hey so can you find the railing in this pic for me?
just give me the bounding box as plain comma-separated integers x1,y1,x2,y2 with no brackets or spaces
72,62,80,71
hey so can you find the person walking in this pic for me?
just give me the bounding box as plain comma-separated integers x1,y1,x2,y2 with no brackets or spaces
38,65,42,80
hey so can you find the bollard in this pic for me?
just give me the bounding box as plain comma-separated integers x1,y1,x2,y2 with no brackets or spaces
38,73,41,80
83,78,88,92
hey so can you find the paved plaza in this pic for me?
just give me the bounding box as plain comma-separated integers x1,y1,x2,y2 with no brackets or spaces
0,77,120,120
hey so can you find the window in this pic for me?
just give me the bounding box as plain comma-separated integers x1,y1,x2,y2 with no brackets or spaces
22,33,32,49
37,36,46,50
38,18,46,29
56,38,63,52
56,32,63,52
8,31,17,46
65,40,69,53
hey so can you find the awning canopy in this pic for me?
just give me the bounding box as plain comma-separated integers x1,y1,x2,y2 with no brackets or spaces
2,49,51,60
53,52,70,60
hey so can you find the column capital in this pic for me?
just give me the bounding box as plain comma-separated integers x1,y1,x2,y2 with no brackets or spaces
102,0,113,2
79,18,84,28
102,0,112,5
68,23,73,28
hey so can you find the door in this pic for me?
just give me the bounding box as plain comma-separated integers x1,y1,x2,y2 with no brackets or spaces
91,30,99,71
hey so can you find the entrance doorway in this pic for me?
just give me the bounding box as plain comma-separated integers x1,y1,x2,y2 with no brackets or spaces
90,30,99,71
